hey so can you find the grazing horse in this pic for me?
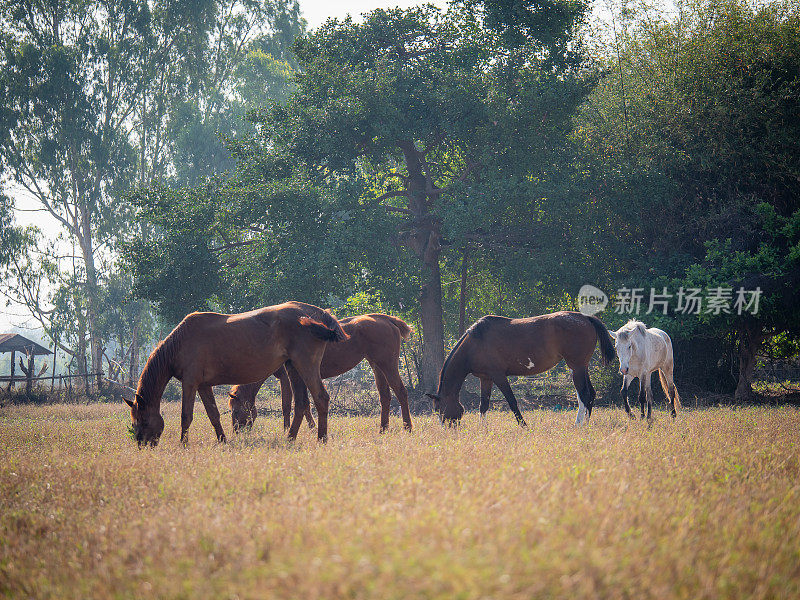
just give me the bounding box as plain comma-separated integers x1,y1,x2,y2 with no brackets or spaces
125,301,347,446
610,320,681,420
229,313,414,433
426,311,615,425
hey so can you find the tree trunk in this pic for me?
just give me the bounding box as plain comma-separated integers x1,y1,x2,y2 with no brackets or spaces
734,321,764,403
458,247,470,335
78,208,103,390
419,257,445,394
129,323,139,387
398,140,445,394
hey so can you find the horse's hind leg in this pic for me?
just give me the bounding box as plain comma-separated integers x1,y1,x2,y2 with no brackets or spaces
198,385,226,443
290,358,331,442
572,367,593,425
479,377,493,417
643,371,654,423
369,361,392,433
658,367,680,418
285,363,309,440
180,383,197,446
275,366,293,430
491,375,527,427
638,376,647,419
379,363,412,431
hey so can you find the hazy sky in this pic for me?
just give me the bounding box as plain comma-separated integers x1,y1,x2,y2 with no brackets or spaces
301,0,444,28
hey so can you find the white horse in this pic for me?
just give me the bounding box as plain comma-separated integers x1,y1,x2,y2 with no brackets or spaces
609,320,681,420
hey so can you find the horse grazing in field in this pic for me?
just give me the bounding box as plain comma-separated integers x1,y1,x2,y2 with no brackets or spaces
125,301,347,446
610,320,681,421
229,313,414,433
426,311,615,426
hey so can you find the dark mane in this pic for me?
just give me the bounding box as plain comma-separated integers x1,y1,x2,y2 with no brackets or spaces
437,316,510,395
468,315,511,339
135,325,183,410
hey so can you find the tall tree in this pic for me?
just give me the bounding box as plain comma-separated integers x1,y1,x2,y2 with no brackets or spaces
576,0,800,399
196,2,591,392
0,0,303,385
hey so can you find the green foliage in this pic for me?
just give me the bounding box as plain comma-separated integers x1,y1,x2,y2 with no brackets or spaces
574,0,800,392
128,2,593,355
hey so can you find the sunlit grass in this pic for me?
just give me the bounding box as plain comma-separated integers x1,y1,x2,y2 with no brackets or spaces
1,403,799,599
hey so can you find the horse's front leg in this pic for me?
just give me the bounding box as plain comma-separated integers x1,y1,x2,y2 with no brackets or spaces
620,374,634,418
492,375,527,427
479,377,493,418
180,383,197,446
637,375,647,419
198,385,226,443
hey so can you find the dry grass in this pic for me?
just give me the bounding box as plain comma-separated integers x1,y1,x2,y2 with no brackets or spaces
1,403,799,599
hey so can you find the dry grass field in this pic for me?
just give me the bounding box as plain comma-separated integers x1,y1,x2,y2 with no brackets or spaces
1,402,799,599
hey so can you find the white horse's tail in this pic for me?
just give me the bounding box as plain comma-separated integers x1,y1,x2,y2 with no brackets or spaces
658,370,681,411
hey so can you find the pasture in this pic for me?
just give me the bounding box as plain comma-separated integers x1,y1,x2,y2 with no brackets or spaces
2,402,799,599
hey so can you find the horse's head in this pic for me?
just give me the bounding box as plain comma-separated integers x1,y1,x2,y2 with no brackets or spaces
229,391,256,433
610,321,647,375
425,391,464,425
125,395,164,447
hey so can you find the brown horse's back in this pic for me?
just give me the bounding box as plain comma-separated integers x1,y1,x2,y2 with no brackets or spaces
319,313,407,377
463,311,603,378
173,302,342,387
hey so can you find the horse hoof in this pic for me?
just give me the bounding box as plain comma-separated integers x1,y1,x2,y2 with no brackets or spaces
519,420,528,428
403,423,413,432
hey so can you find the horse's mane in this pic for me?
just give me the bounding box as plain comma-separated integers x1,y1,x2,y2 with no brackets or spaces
617,319,647,339
135,324,184,409
437,316,509,394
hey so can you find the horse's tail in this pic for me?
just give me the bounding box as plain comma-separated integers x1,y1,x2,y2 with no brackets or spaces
299,312,348,342
658,370,682,411
375,314,413,339
586,315,616,366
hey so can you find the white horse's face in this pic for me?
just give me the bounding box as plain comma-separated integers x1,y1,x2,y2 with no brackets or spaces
611,323,647,376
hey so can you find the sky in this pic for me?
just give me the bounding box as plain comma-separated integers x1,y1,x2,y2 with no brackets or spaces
301,0,444,28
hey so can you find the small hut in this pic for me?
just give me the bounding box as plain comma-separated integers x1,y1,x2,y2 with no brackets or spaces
0,333,52,393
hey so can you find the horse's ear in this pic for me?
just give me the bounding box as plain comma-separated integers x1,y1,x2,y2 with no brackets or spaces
425,392,441,401
124,398,135,408
636,322,647,335
609,331,617,340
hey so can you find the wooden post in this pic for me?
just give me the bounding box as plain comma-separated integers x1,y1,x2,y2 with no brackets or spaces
50,351,56,393
20,347,34,396
8,350,15,391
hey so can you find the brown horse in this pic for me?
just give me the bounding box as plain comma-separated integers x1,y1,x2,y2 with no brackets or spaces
229,313,413,433
125,301,346,446
426,311,615,425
